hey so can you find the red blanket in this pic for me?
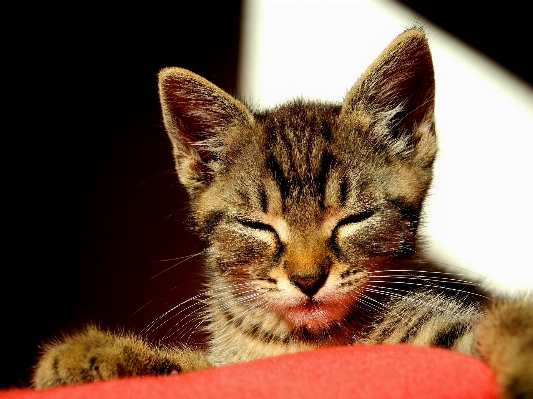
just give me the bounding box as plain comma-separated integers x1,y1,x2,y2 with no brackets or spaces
1,345,497,399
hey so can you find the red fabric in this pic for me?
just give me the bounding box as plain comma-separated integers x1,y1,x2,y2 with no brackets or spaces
1,345,497,399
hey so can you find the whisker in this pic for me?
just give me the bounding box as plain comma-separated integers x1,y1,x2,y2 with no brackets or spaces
184,320,205,345
132,280,202,317
369,270,471,277
151,284,260,343
168,291,263,342
152,292,254,340
365,280,489,300
135,169,178,187
365,286,476,319
141,283,253,336
143,296,208,337
353,290,387,313
149,251,205,280
410,259,497,281
367,274,482,287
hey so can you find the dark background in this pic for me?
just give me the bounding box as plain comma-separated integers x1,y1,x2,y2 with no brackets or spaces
3,2,531,388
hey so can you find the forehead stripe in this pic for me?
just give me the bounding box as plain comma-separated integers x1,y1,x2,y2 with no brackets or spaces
267,155,291,205
316,153,334,208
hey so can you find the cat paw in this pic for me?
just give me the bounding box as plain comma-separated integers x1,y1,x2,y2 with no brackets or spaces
475,295,533,399
33,326,210,389
33,326,149,388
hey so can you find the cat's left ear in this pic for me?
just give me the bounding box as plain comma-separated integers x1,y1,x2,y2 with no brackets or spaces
159,67,254,196
341,29,437,167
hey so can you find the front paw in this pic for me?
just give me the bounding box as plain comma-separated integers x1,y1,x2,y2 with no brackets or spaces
34,326,137,388
33,326,185,389
476,296,533,399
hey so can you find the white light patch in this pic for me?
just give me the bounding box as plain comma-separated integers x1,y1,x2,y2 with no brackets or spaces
238,0,533,292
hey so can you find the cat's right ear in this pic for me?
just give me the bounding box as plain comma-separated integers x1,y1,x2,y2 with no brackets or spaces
158,68,254,196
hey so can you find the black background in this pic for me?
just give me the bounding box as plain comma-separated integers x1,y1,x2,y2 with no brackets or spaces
3,2,531,388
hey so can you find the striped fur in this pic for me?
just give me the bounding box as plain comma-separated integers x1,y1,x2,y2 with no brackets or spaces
33,29,532,398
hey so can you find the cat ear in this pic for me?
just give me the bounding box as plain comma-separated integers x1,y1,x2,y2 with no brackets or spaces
341,29,437,166
158,67,254,195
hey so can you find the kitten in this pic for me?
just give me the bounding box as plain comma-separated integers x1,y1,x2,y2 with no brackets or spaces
33,29,533,398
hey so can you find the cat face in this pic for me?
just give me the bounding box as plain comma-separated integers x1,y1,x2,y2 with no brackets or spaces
159,29,437,340
191,102,429,333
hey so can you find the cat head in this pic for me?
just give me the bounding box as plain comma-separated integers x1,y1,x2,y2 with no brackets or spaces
158,29,436,335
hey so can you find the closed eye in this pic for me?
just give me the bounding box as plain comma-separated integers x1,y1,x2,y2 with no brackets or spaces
330,210,376,255
336,210,376,229
236,218,278,235
332,209,376,240
236,218,284,258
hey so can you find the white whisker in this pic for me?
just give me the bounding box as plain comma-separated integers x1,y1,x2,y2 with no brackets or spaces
141,283,253,336
149,251,205,280
160,289,262,343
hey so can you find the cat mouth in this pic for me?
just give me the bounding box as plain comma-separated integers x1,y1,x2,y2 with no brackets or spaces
276,297,351,331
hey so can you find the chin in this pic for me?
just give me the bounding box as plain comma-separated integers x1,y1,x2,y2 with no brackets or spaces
273,294,356,335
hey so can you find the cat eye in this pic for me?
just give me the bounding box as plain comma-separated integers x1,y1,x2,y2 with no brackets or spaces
236,218,278,235
236,217,284,258
336,210,376,229
332,210,376,238
330,210,376,254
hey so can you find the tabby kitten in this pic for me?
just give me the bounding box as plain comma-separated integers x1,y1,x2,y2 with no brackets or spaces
34,29,532,398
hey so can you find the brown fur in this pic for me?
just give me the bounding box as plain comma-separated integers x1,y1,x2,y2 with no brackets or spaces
33,326,210,389
33,29,532,398
476,297,533,399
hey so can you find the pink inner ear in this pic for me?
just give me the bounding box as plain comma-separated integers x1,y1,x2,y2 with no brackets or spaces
158,67,254,187
159,67,253,142
159,73,219,141
343,30,434,129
